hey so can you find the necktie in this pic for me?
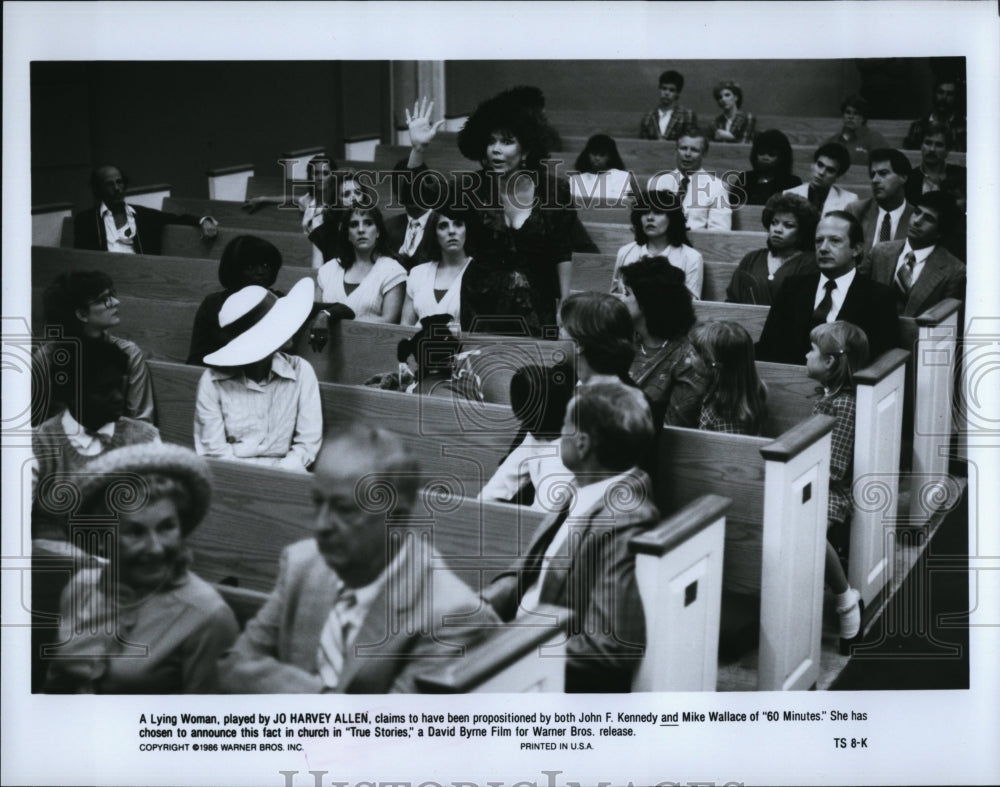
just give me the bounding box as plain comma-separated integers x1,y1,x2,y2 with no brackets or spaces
678,175,691,202
404,220,421,256
316,588,357,689
895,252,916,300
878,212,892,243
812,279,837,325
523,503,572,588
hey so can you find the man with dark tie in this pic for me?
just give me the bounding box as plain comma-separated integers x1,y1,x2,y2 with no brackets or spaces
869,191,965,318
845,149,914,255
756,211,900,365
482,383,660,693
385,160,442,271
646,127,732,230
218,426,498,693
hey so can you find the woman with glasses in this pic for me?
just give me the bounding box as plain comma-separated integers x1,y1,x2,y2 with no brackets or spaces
33,270,154,425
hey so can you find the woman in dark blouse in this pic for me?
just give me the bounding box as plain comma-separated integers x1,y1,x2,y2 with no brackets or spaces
405,90,576,334
726,193,819,306
728,129,802,208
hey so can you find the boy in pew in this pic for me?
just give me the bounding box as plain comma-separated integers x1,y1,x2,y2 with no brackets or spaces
217,427,499,693
194,279,321,472
74,165,218,254
482,383,660,692
805,321,868,646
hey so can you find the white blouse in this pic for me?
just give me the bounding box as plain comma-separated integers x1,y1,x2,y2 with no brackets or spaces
316,256,406,322
612,241,704,299
406,259,471,323
569,169,633,203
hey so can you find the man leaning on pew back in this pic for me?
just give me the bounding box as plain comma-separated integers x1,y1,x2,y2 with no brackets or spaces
481,383,659,693
217,426,500,693
73,165,218,255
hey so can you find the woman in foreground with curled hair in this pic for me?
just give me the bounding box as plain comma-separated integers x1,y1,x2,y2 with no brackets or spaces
45,444,238,693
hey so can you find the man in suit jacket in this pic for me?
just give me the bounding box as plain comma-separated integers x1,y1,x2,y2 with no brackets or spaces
384,159,443,271
638,69,698,142
846,149,914,255
483,383,660,693
756,211,900,365
869,191,965,318
73,165,217,255
218,427,498,693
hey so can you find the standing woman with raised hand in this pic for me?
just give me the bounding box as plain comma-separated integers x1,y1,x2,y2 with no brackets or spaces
405,90,577,334
711,80,756,144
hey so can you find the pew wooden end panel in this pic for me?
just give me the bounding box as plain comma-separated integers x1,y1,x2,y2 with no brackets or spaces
758,415,835,691
207,164,255,202
413,605,568,693
851,348,908,606
902,299,961,527
32,203,74,247
630,494,729,692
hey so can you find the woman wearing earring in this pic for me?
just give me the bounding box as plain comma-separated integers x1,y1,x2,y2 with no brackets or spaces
405,90,576,334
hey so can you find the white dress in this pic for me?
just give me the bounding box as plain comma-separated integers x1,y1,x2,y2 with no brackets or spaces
316,256,407,321
612,241,704,299
406,260,471,323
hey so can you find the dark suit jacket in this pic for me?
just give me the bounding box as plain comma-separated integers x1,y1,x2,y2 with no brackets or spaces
483,469,659,692
755,272,901,365
869,240,966,318
385,211,438,272
638,105,699,141
73,204,202,255
218,539,498,693
903,164,966,205
846,198,914,255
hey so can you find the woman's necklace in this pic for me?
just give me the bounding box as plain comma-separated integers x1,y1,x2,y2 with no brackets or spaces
639,337,670,356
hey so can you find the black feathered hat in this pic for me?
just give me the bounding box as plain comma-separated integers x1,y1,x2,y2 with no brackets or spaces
457,86,552,170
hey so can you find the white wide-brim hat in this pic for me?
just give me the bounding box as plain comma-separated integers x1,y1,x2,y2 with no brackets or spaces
203,278,315,367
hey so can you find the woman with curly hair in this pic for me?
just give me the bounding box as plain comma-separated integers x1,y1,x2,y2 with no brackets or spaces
711,80,756,144
726,192,819,305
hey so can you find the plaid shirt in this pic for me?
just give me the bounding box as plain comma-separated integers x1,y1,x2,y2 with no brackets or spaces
697,403,755,435
638,105,699,141
812,390,856,528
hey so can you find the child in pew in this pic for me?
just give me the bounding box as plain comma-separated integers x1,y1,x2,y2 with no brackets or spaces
194,279,322,472
690,321,767,435
34,270,155,425
612,188,703,300
805,320,868,644
479,360,575,512
186,235,285,366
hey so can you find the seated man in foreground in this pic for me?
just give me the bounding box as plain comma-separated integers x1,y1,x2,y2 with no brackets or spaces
482,383,660,693
218,426,499,693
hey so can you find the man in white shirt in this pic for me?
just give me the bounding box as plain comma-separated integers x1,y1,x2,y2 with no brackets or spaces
869,191,965,317
647,128,732,231
783,142,858,218
73,165,217,254
482,383,660,692
846,149,914,255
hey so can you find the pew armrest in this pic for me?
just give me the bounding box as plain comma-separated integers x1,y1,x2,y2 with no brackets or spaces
629,494,730,556
759,413,836,462
854,348,910,385
914,298,961,327
414,605,569,693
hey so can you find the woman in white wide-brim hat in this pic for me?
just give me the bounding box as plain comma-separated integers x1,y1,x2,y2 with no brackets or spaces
44,443,239,694
194,278,323,471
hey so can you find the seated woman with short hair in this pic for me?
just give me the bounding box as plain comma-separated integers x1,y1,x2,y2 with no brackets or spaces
711,80,756,143
726,192,819,305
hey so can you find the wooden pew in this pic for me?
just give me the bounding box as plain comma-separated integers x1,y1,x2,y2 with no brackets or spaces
33,202,73,247
576,222,766,256
160,224,316,269
572,252,739,300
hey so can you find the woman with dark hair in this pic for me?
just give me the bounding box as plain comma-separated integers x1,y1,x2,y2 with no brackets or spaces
406,90,577,334
729,129,802,207
612,189,703,299
824,94,889,166
401,205,476,326
44,444,238,693
725,193,819,305
314,206,406,324
617,257,709,427
34,270,154,424
711,80,756,143
569,133,632,203
187,235,284,365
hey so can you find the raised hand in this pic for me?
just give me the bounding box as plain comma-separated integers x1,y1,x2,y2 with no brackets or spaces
405,96,445,150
